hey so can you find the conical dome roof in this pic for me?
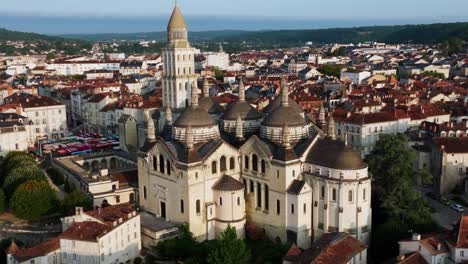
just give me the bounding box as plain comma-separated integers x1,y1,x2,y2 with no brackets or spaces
167,6,187,31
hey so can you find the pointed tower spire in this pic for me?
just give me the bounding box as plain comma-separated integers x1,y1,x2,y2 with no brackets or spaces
167,6,188,42
281,76,289,107
146,110,156,142
238,78,245,102
186,123,193,149
282,122,290,148
190,82,198,108
166,106,173,126
327,115,336,140
202,77,210,98
235,114,244,140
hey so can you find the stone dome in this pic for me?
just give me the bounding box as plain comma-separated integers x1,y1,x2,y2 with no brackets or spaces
263,96,303,114
262,106,306,127
223,101,262,121
173,107,216,128
306,138,366,170
199,97,223,114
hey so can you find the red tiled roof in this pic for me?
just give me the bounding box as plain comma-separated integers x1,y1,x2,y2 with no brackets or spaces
433,137,468,153
59,221,112,242
10,239,59,262
396,252,429,264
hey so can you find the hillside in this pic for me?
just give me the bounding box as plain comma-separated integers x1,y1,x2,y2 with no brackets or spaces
61,30,249,42
0,28,63,42
61,22,468,45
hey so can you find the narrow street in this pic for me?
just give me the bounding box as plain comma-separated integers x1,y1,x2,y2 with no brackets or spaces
420,189,465,230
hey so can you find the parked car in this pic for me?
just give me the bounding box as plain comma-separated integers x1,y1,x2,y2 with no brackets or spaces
450,204,465,213
440,197,451,206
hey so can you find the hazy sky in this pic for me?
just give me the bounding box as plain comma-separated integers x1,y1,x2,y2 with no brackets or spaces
4,0,468,19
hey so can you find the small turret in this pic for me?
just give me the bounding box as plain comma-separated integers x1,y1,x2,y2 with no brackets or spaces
166,106,173,126
318,103,326,128
282,122,291,148
186,123,194,149
146,110,156,142
235,114,244,140
190,82,198,108
202,77,210,98
281,76,289,107
238,78,245,102
327,115,336,140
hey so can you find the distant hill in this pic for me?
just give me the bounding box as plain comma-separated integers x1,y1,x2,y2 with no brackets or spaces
61,30,249,42
0,28,64,42
61,22,468,44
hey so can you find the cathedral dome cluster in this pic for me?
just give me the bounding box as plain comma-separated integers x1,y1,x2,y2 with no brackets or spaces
138,5,371,249
260,77,311,143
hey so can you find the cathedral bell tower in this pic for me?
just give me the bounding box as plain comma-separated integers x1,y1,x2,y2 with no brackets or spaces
161,5,198,110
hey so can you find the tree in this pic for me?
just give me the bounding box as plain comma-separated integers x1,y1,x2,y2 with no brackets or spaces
64,180,76,193
421,71,446,79
317,64,345,78
365,134,435,261
3,166,46,198
10,180,58,220
61,190,92,215
444,37,463,55
207,226,250,264
214,68,224,81
0,190,5,214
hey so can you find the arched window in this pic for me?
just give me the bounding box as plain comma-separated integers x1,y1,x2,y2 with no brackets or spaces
264,184,269,210
332,188,337,201
348,190,353,202
261,160,266,173
219,197,223,206
244,155,249,169
143,186,147,200
237,197,240,206
229,157,235,170
212,161,217,174
180,199,184,213
257,182,262,208
166,160,171,175
220,156,227,172
152,156,157,171
250,180,254,193
159,155,165,173
363,188,366,201
196,200,200,214
303,203,306,213
321,186,325,198
252,154,258,171
291,204,295,214
276,200,280,214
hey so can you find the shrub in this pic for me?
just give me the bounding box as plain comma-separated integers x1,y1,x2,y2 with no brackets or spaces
61,190,92,215
3,166,46,198
46,167,65,186
10,180,58,220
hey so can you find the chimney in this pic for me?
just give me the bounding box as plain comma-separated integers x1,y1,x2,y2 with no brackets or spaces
412,233,421,241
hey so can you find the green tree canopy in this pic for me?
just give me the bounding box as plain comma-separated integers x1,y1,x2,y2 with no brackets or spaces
61,190,92,215
3,166,46,198
0,190,5,214
365,134,434,261
207,226,251,264
317,64,345,78
214,68,224,81
10,180,58,220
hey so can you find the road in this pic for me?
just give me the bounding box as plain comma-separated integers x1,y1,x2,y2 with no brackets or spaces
419,188,465,230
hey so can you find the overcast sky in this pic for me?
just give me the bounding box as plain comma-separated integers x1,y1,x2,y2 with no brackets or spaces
4,0,468,19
